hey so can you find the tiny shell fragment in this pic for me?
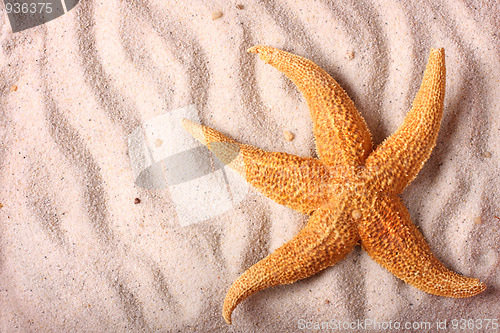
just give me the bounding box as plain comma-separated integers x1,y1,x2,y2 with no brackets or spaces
283,130,294,141
10,85,17,92
212,11,223,20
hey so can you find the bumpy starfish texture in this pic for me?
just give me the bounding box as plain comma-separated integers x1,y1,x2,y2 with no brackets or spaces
182,46,486,325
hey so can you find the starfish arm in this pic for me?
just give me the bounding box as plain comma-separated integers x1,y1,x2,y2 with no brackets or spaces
358,193,486,298
222,201,359,324
248,45,372,170
182,119,332,214
364,49,446,194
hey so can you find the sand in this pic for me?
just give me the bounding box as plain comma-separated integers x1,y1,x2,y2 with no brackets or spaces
0,0,499,331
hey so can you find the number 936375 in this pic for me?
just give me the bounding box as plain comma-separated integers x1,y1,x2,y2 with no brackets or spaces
5,2,53,14
451,318,498,330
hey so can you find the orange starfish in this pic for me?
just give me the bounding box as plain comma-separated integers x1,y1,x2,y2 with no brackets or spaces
182,46,486,325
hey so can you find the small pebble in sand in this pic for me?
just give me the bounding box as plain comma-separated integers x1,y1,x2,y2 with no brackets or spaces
134,198,141,204
10,85,17,92
0,203,3,208
212,11,223,20
236,4,244,10
155,139,163,147
482,151,492,158
283,130,294,141
345,51,355,60
472,216,481,224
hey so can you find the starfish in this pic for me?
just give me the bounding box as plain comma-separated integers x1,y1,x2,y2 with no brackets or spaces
182,46,486,324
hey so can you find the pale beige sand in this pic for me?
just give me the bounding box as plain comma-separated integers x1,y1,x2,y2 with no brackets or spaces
1,1,499,332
